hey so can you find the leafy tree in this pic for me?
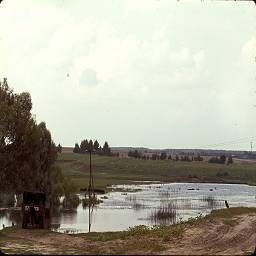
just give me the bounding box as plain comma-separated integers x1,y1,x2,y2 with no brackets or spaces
88,139,93,152
160,152,167,160
80,139,89,153
93,140,99,152
73,143,80,153
102,141,111,155
220,155,226,164
57,143,62,153
151,154,157,160
227,156,233,165
0,78,57,195
208,155,226,164
194,153,203,161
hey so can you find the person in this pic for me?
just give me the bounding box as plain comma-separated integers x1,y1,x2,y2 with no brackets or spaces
225,200,229,208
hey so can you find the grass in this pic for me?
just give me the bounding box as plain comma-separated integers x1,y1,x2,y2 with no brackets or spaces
56,153,256,191
150,202,177,225
184,207,256,226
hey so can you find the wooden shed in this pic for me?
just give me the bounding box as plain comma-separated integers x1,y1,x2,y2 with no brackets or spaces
22,191,50,229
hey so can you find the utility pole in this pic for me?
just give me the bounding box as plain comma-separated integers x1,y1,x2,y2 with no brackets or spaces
250,141,253,154
88,149,95,232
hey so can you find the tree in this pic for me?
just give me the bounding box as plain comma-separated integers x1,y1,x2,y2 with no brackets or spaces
80,139,89,153
194,153,203,161
227,155,233,165
208,155,226,164
93,140,99,152
0,78,57,194
160,152,167,160
88,139,93,152
73,143,80,153
102,141,111,155
57,144,62,153
151,154,157,160
220,155,226,164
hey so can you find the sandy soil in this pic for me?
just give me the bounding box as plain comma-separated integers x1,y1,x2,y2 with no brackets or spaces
161,215,256,255
0,213,255,255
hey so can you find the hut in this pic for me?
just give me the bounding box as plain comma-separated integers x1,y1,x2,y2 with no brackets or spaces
22,191,50,229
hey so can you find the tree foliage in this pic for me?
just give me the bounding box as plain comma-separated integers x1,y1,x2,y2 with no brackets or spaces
57,143,62,153
208,155,226,164
0,78,57,194
73,139,112,156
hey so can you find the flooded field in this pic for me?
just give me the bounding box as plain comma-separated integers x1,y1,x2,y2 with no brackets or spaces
0,182,255,233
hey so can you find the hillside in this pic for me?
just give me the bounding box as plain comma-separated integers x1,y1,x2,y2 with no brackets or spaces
56,153,256,190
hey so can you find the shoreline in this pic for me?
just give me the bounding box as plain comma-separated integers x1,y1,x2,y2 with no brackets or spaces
0,207,256,255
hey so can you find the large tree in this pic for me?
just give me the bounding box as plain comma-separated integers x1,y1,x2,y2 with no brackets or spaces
0,78,57,194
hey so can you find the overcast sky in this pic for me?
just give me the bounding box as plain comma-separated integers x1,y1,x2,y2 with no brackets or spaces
0,0,255,150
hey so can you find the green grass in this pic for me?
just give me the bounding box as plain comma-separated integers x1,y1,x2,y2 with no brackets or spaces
56,153,256,190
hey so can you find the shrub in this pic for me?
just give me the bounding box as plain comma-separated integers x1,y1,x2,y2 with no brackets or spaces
62,194,80,208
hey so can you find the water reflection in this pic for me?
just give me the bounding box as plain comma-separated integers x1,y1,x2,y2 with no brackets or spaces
0,182,255,233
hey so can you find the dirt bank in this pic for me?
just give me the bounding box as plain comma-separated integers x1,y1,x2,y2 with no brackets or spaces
0,208,255,255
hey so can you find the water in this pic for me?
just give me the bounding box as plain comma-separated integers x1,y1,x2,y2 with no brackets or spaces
0,183,255,233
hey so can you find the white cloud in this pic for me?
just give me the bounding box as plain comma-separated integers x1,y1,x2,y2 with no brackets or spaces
0,0,255,149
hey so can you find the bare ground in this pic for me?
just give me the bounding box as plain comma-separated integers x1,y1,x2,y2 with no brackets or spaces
0,212,255,255
161,214,256,255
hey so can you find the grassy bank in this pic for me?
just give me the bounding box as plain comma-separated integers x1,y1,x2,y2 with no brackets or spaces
1,207,255,255
56,153,256,190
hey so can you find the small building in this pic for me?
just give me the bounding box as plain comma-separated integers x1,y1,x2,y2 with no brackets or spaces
22,191,50,229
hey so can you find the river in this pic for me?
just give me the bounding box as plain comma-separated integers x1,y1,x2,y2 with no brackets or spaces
0,182,255,233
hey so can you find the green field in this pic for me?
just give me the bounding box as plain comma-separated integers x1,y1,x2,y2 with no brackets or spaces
56,153,256,190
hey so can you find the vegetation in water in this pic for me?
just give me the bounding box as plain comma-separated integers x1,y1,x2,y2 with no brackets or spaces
150,202,177,225
81,196,103,208
62,194,80,209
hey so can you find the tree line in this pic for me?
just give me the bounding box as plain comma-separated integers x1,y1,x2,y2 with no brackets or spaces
128,150,203,161
73,139,111,156
208,155,233,165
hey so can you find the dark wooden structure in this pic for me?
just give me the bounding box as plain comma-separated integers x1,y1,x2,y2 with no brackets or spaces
22,191,50,229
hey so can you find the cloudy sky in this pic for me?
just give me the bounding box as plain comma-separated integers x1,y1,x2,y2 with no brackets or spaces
0,0,255,150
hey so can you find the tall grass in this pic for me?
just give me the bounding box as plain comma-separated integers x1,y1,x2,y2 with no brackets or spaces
201,196,223,209
150,202,177,225
125,195,145,210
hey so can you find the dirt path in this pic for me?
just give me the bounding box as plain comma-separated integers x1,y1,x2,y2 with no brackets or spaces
161,215,256,255
0,213,255,255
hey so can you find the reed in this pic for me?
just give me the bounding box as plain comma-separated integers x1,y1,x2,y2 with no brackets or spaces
150,202,177,225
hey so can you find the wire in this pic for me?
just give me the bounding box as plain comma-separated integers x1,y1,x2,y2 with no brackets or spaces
194,136,256,149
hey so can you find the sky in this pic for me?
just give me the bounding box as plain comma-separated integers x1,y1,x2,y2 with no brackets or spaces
0,0,256,150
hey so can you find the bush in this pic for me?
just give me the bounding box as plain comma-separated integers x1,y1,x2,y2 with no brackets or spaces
62,194,80,209
82,196,103,208
208,155,226,164
0,193,15,207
